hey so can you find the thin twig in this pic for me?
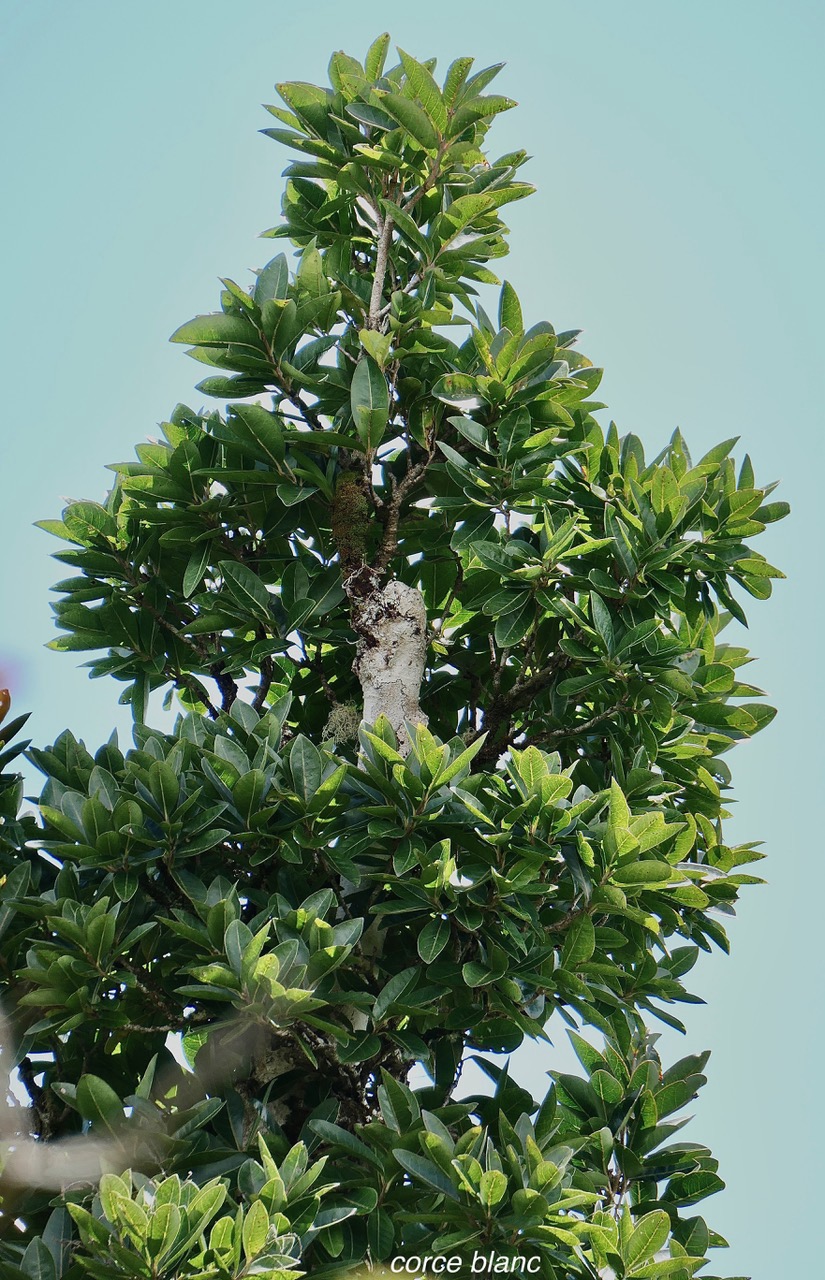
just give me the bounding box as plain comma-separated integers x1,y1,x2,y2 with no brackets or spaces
284,390,323,432
537,701,628,745
375,446,435,572
377,270,422,319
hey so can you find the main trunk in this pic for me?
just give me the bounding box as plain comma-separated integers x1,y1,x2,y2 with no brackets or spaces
352,577,428,754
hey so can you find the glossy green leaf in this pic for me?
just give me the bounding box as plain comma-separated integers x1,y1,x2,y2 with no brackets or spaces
375,91,440,150
417,915,450,963
350,354,390,448
76,1075,123,1136
219,560,272,621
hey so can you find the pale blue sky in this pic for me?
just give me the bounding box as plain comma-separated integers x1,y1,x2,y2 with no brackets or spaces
1,3,823,1274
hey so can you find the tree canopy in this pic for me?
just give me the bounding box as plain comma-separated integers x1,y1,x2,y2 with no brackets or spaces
0,33,785,1280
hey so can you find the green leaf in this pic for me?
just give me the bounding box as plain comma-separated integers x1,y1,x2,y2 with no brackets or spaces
378,1071,420,1133
590,592,615,654
309,1119,383,1167
275,80,332,136
753,500,790,523
375,91,440,150
196,374,267,398
254,253,289,304
603,505,637,574
347,101,397,130
373,966,417,1023
350,354,390,449
479,1169,508,1207
499,281,523,335
358,327,392,369
393,1150,460,1199
561,913,595,967
297,242,326,296
590,1070,624,1108
76,1075,123,1137
448,414,491,452
147,1202,180,1261
462,961,495,987
149,759,179,817
230,402,286,464
434,734,487,786
665,1171,725,1205
698,437,739,466
183,543,211,598
289,734,323,803
21,1240,57,1280
609,779,631,830
494,598,533,647
35,518,80,544
63,502,115,546
612,861,672,886
113,870,139,902
443,56,474,107
367,1207,395,1261
628,1261,705,1278
432,373,485,409
186,1183,227,1238
655,1076,705,1118
448,94,517,138
277,481,315,506
383,200,432,259
170,313,263,349
219,560,272,621
624,1210,671,1268
417,916,450,963
398,49,448,132
463,64,506,96
242,1199,269,1261
365,32,391,81
437,193,494,239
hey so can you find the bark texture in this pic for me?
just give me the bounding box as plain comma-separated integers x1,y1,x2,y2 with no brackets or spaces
352,577,428,754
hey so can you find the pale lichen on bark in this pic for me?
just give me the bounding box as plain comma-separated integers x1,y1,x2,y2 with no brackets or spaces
351,576,428,755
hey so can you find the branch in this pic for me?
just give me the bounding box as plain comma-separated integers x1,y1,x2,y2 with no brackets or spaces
252,654,274,712
118,1010,212,1037
377,270,422,320
474,661,558,763
368,209,394,329
212,663,238,711
402,143,446,217
547,906,587,934
536,701,628,746
17,1057,51,1140
311,644,336,704
255,321,324,437
174,674,219,721
375,444,436,573
371,144,446,322
480,696,631,766
284,389,323,432
118,570,205,661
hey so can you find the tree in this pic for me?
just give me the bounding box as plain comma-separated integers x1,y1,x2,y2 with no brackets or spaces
0,33,786,1280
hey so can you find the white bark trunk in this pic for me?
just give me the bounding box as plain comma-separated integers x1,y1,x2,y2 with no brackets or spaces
352,578,428,755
